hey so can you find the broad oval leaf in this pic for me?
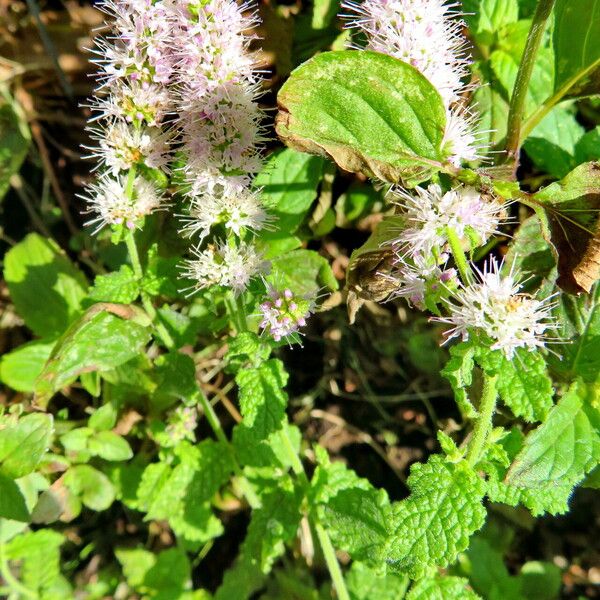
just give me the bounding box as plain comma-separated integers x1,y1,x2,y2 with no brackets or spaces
276,50,447,186
554,0,600,98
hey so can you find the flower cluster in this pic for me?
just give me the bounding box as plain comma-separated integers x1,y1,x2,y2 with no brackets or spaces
172,0,271,295
182,241,269,297
436,258,557,359
259,288,314,342
84,0,175,231
386,184,503,308
341,0,482,166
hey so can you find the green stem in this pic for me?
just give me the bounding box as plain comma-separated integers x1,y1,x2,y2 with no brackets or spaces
503,0,556,166
315,523,350,600
125,231,143,280
235,294,248,332
466,373,498,467
0,522,38,599
446,227,472,285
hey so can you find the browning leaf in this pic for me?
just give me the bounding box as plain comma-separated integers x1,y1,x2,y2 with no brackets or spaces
532,161,600,294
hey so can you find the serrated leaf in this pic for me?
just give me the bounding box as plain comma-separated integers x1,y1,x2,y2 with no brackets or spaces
406,576,481,600
386,455,486,578
88,265,139,304
346,562,410,600
137,461,176,519
441,342,477,418
311,448,391,563
4,233,88,338
35,304,151,406
254,148,325,234
0,339,55,393
225,332,271,372
553,0,600,98
476,348,554,422
503,381,600,515
88,402,118,431
0,413,53,478
6,529,66,597
233,359,292,468
276,50,447,186
215,483,302,600
0,473,30,521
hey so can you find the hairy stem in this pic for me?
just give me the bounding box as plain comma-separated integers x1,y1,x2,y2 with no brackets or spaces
446,227,472,285
466,373,498,466
503,0,556,166
315,523,350,600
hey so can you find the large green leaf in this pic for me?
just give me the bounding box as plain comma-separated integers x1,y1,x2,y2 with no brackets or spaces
0,473,30,521
276,50,447,186
4,233,88,338
502,381,600,515
0,102,30,202
553,0,600,98
386,455,486,578
35,304,151,406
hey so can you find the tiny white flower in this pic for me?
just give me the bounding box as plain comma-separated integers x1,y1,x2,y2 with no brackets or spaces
435,257,558,359
392,184,505,257
87,121,172,174
443,108,482,167
180,188,272,240
182,240,269,296
83,173,164,232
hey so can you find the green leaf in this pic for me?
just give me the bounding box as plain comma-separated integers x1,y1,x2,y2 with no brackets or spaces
0,413,53,478
88,402,118,431
88,265,139,304
225,332,272,372
519,561,563,600
269,248,338,296
575,125,600,164
523,107,584,179
276,50,447,186
64,464,116,511
0,473,30,521
504,381,600,515
6,530,66,597
476,348,554,422
406,576,481,600
4,233,88,338
553,0,600,98
441,342,477,419
88,431,133,461
215,483,302,600
233,359,291,468
0,339,54,393
335,182,382,226
311,447,391,563
255,148,325,234
471,83,509,157
137,461,176,519
116,547,192,598
532,161,600,294
35,304,151,406
0,102,30,202
386,455,486,578
463,0,519,41
503,215,555,295
346,562,410,600
550,285,600,383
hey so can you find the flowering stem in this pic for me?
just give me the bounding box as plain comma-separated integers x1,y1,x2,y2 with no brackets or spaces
503,0,556,167
315,523,350,600
466,373,498,467
446,227,472,285
125,230,143,280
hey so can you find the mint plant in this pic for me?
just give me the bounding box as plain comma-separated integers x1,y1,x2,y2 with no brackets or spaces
0,0,599,597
